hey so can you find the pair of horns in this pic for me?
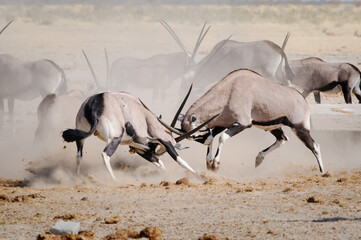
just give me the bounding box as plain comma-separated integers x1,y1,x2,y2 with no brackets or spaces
160,19,210,67
82,49,109,90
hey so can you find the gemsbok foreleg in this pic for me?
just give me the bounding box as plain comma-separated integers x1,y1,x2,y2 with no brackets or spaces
210,123,250,172
202,127,225,170
255,128,289,167
313,91,321,104
293,126,324,173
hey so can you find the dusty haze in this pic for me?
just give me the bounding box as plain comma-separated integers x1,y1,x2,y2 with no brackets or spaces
0,2,360,239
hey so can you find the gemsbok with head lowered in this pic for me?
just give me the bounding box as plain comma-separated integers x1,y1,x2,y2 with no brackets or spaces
62,91,216,180
0,20,67,133
289,57,361,104
173,69,324,174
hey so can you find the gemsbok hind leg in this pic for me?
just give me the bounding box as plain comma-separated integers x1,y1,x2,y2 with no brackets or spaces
75,140,84,175
352,87,361,103
293,127,324,173
313,92,321,104
102,136,123,180
210,123,250,172
255,128,289,167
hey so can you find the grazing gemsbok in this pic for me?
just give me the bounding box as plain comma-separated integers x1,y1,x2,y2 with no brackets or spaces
0,20,67,133
109,20,209,101
62,92,216,180
289,57,361,104
175,69,324,174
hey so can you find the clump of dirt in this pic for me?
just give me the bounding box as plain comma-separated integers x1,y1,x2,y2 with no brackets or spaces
175,177,189,185
0,193,44,202
306,196,323,204
37,230,94,240
139,227,162,240
198,233,229,240
102,227,161,240
104,216,121,224
53,213,83,220
0,178,29,187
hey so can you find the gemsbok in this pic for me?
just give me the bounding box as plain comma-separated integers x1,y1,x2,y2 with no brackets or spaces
62,91,216,180
289,57,361,104
165,30,294,98
109,20,209,101
172,69,324,174
0,20,67,133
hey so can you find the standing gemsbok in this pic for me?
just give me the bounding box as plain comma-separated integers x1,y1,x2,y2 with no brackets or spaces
109,20,209,101
172,69,324,174
62,92,216,180
289,57,361,104
0,20,67,133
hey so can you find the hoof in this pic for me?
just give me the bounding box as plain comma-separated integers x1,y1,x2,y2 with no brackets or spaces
255,154,264,168
206,160,214,171
206,160,220,172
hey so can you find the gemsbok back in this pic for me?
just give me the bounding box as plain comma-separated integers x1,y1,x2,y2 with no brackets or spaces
175,69,324,174
289,57,361,104
62,91,216,180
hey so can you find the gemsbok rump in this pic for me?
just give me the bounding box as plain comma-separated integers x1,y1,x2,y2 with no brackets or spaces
289,57,361,104
62,92,216,180
176,69,324,173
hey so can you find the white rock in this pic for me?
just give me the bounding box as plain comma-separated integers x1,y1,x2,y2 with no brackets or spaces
50,220,80,235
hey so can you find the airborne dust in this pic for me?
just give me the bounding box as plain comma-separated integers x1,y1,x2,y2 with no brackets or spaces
0,2,360,187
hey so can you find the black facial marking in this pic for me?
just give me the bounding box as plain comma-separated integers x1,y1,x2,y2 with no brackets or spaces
84,93,104,127
158,139,178,161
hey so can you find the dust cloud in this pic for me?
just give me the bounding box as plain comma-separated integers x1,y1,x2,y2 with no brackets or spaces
0,2,360,187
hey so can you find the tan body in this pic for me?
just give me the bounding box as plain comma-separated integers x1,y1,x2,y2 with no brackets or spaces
181,69,324,174
63,92,196,180
289,57,361,103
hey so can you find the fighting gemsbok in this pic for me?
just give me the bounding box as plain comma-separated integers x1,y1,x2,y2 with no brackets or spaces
172,69,324,174
62,92,217,180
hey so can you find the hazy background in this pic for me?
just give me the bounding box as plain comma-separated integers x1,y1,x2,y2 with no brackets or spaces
0,0,360,186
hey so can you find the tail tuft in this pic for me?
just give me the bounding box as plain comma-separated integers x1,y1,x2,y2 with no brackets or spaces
62,129,91,142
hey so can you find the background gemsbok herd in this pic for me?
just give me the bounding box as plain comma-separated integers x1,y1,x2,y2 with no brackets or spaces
0,18,360,181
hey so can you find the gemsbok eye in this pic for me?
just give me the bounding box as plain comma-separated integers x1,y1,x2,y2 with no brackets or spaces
191,114,197,122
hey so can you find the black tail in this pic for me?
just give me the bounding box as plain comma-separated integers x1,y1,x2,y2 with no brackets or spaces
62,122,97,142
63,93,105,142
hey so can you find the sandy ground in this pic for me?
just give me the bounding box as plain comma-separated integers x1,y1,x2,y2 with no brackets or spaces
0,3,361,239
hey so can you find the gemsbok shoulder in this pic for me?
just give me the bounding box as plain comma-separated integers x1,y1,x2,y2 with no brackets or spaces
176,69,324,174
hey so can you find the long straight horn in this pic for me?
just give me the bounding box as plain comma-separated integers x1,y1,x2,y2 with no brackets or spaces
192,34,232,82
171,84,192,128
0,19,14,36
105,48,110,89
138,98,185,135
282,32,291,51
82,49,101,89
159,19,190,56
175,113,219,142
190,22,211,64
